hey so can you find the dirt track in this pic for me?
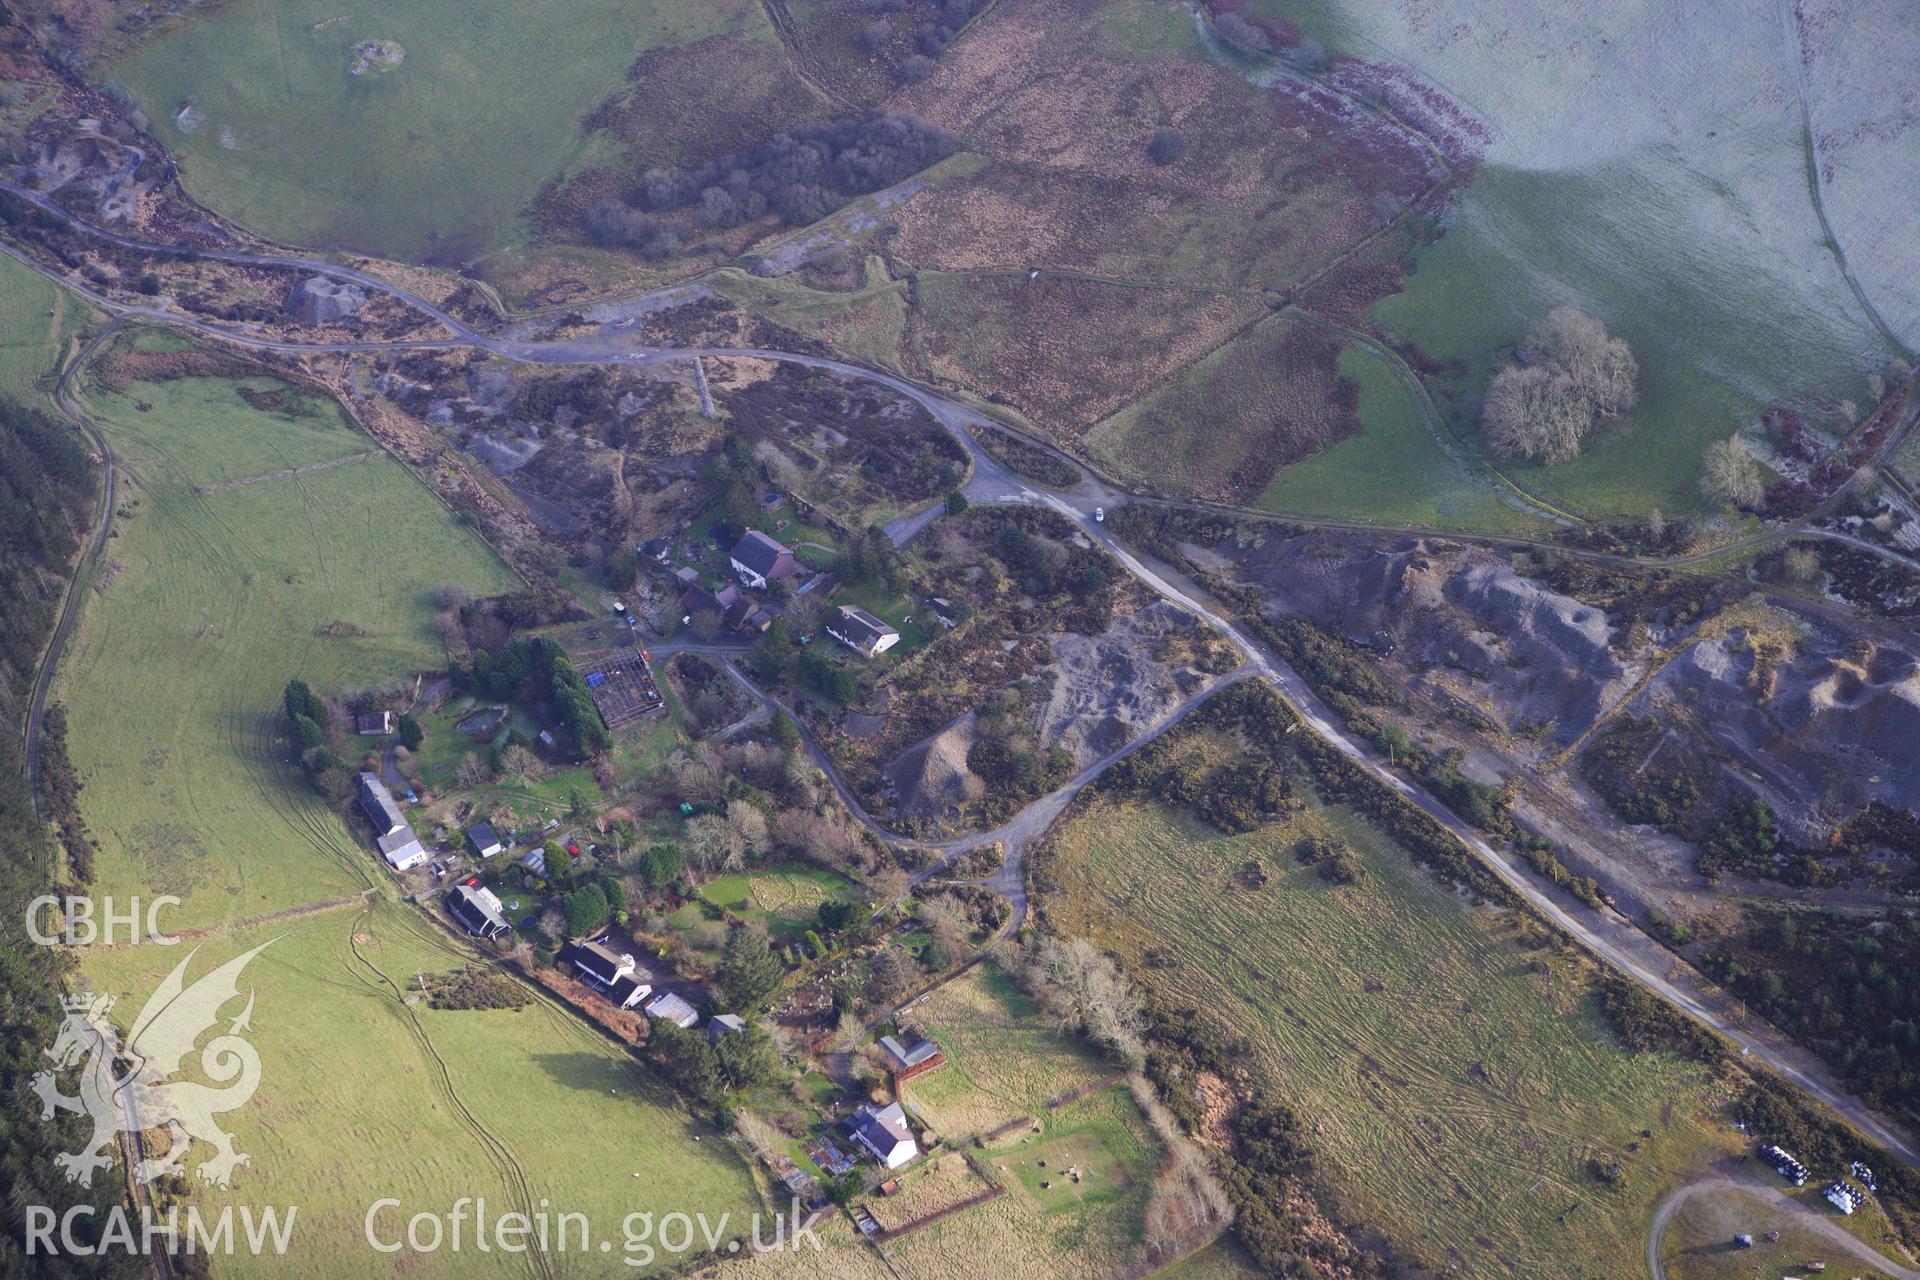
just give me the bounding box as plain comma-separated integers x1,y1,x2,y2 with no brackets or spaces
1647,1174,1920,1280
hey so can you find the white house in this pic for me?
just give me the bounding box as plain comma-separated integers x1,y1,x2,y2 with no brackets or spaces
844,1101,918,1170
730,530,797,590
572,940,636,991
356,772,426,871
826,605,899,657
607,975,653,1010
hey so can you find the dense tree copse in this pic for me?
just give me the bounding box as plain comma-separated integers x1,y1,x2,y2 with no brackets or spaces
640,843,684,889
711,1020,782,1089
716,925,785,1011
1704,910,1920,1115
588,113,958,254
467,636,612,757
1482,308,1637,465
563,883,610,937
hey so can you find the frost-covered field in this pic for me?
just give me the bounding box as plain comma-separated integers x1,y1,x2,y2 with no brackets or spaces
1286,0,1902,355
1796,0,1920,348
1247,0,1916,513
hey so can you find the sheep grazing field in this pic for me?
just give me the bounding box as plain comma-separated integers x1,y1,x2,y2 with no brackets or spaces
56,355,517,930
104,0,748,261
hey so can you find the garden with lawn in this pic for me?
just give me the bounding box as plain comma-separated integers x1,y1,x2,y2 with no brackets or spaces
667,865,865,949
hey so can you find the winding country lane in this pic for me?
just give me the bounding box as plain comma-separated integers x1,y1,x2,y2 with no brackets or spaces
9,182,1920,1177
22,321,123,832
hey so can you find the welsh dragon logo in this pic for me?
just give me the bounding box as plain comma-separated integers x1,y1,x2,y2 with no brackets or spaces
32,942,272,1189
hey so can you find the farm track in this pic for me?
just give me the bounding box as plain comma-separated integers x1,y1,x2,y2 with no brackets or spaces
1775,0,1914,363
249,707,552,1280
1646,1175,1920,1280
191,448,378,494
13,177,1920,1218
189,583,554,1275
342,899,553,1280
146,891,373,942
759,0,854,112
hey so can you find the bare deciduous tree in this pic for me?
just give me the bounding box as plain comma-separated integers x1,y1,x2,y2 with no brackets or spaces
727,800,769,858
497,743,541,783
673,749,723,806
773,808,868,875
685,813,745,873
1131,1075,1233,1264
1483,307,1638,464
919,897,970,968
456,752,489,788
1482,365,1589,464
1023,937,1146,1067
733,1110,781,1162
866,861,909,904
1700,434,1763,508
1782,546,1822,582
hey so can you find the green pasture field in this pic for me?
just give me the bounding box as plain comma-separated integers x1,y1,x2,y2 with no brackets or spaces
1364,166,1864,522
128,327,196,353
902,965,1127,1144
1149,1238,1267,1280
1046,796,1738,1279
0,253,84,399
880,964,1163,1279
1220,0,1895,525
107,0,754,261
1002,1126,1135,1213
1256,339,1551,534
78,905,762,1278
54,365,517,931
